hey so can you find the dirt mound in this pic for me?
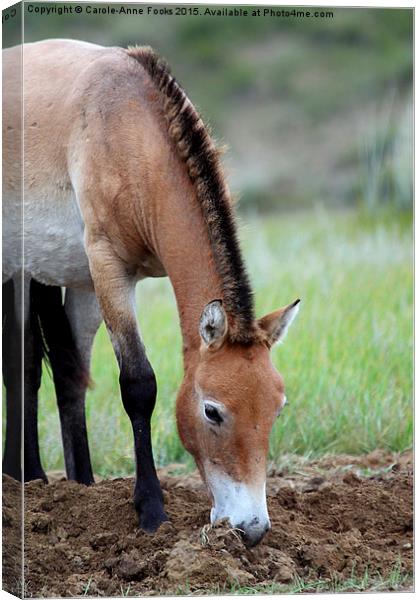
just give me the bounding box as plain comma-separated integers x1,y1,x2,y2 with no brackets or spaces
3,452,413,596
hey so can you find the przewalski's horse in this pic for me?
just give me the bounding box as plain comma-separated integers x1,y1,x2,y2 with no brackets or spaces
2,39,299,547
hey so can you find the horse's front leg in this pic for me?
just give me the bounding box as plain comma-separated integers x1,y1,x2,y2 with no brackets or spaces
86,235,168,532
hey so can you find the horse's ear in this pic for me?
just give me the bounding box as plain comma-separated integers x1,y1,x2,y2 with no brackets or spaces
258,299,300,347
199,300,228,350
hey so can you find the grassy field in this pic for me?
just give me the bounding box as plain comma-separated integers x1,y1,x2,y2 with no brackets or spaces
172,560,412,595
36,207,412,477
107,561,412,596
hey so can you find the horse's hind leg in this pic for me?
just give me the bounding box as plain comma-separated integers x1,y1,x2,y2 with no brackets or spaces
23,280,48,482
32,282,100,485
85,234,168,532
2,279,22,481
3,278,47,482
62,288,102,483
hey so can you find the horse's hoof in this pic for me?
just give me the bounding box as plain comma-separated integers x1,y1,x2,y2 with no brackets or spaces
24,472,48,485
139,507,169,533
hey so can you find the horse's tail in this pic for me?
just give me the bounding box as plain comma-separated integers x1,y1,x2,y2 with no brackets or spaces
30,280,90,389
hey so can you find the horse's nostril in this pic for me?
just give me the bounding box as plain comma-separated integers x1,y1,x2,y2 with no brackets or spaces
239,522,270,548
237,522,246,536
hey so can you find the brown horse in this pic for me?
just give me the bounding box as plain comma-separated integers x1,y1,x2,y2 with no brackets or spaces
2,39,299,546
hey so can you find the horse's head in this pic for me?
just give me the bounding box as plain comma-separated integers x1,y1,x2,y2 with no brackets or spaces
176,298,300,546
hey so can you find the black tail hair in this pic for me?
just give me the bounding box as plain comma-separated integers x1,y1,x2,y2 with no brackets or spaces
30,280,90,389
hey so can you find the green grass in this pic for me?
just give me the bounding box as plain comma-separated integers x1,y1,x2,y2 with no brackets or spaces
57,561,414,597
36,207,412,477
195,561,413,595
25,562,416,597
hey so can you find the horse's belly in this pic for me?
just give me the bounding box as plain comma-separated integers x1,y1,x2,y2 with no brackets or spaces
2,200,22,283
23,193,93,289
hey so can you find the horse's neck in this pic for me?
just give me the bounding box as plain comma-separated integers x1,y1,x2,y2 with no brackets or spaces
150,167,223,358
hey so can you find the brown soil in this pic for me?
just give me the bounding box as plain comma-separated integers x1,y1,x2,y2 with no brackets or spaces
3,450,413,597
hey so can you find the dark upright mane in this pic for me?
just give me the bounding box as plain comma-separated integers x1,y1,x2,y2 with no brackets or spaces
127,46,257,344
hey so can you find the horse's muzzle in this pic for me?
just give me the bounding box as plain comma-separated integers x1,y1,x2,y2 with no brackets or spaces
239,518,271,547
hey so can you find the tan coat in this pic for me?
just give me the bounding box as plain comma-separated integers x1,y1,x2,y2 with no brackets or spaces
2,39,299,545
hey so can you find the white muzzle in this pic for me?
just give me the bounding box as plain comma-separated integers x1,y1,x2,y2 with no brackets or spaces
206,466,270,547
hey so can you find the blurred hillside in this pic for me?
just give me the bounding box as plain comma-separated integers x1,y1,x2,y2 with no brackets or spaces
3,4,413,212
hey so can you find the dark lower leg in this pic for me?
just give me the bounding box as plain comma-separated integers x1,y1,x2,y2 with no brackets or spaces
24,308,47,483
23,392,47,483
3,386,22,481
120,366,168,532
2,280,22,481
55,386,94,485
32,282,94,486
132,417,168,531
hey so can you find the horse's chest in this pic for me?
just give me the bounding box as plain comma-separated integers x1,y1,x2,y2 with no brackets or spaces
23,192,93,288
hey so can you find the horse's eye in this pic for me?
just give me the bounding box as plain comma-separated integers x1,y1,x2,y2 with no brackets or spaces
204,404,223,425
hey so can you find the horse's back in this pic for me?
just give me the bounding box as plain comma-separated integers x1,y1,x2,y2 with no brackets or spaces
21,39,125,181
5,38,154,205
3,40,132,287
3,39,167,287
